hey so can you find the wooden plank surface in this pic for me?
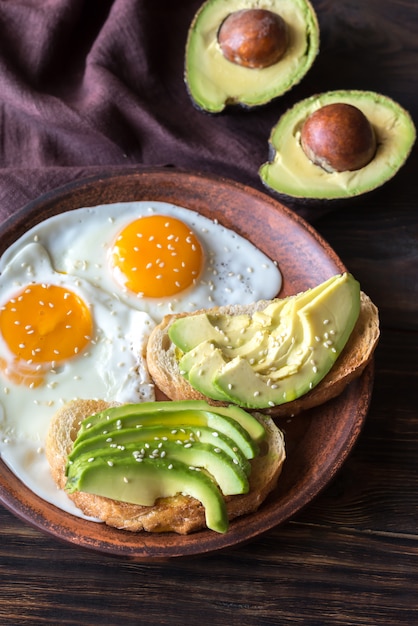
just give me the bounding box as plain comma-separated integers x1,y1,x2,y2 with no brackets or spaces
1,0,418,624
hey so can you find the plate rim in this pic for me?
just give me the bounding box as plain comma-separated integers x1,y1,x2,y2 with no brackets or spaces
0,167,373,560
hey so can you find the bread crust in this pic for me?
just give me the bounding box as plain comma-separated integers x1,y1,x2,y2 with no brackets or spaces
45,399,285,534
146,291,380,417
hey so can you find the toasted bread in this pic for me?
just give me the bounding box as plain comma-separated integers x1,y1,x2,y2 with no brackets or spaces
45,399,286,534
146,291,379,417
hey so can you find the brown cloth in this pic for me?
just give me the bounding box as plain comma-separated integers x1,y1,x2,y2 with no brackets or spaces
0,0,333,224
0,0,289,220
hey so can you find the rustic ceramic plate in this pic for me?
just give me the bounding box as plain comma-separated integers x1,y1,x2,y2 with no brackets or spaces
0,168,373,560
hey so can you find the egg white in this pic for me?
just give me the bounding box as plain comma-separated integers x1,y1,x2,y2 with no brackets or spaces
0,243,155,517
1,201,282,322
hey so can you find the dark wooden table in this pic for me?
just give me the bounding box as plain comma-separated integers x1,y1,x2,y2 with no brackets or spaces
0,1,417,624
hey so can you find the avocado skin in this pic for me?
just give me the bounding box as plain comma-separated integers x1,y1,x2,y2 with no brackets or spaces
170,274,361,409
259,90,416,202
184,0,320,113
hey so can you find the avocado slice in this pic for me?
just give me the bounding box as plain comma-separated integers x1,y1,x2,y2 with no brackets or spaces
259,90,416,200
169,313,252,352
185,0,319,113
69,423,251,477
66,400,271,533
180,341,232,403
170,297,293,357
77,404,259,459
172,298,294,370
68,439,249,497
214,274,360,407
66,456,229,533
78,400,264,451
170,274,360,409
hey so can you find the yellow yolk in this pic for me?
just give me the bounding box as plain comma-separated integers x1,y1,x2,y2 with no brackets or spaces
110,215,204,298
0,283,93,386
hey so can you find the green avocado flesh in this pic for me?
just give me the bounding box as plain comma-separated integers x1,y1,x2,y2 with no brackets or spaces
78,399,265,445
185,0,319,113
69,425,251,476
168,273,361,409
66,400,267,533
67,457,229,534
259,90,416,200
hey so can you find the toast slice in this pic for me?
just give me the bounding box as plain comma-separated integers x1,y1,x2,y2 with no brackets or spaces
146,291,379,417
45,399,285,534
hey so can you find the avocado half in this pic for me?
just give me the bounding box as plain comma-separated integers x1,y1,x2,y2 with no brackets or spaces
184,0,320,113
259,90,416,200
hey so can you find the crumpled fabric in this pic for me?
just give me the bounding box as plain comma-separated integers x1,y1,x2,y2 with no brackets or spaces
0,0,320,223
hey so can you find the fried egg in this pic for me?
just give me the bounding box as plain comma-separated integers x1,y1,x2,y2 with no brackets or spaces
0,200,282,518
1,201,282,321
0,243,155,514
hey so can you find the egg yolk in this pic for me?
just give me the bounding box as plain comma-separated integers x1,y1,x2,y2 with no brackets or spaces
0,283,93,386
110,215,204,298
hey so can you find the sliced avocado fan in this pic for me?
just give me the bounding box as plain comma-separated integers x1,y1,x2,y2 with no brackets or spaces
169,273,361,409
66,400,270,533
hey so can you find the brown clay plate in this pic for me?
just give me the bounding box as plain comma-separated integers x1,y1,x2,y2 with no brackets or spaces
0,168,373,560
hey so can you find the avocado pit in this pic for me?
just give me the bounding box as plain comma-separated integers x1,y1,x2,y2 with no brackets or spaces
300,103,377,173
217,8,288,69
